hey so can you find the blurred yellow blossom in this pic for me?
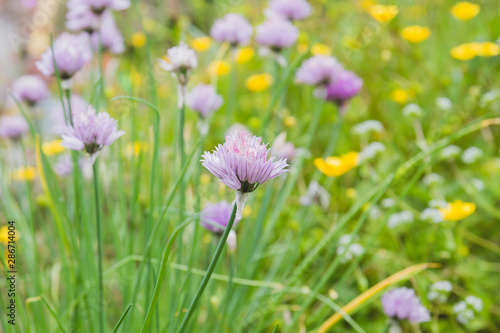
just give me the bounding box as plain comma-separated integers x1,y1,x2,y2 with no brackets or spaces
314,152,359,177
131,32,146,48
297,42,309,54
235,47,254,64
190,37,212,52
12,167,37,181
401,26,431,43
246,73,273,92
0,226,19,245
130,69,143,86
451,42,500,60
284,116,297,127
451,2,480,21
359,0,376,11
476,42,500,57
369,5,399,23
243,206,252,218
311,43,332,56
200,174,211,185
42,139,65,156
440,200,476,221
346,188,357,199
142,18,156,32
157,84,171,98
391,89,412,104
126,142,149,156
208,60,230,76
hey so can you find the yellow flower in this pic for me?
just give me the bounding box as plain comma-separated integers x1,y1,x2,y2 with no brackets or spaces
12,167,37,181
450,43,477,60
297,42,309,54
369,4,399,23
190,37,212,52
401,26,431,44
284,116,297,127
126,142,149,156
208,60,230,76
200,174,211,185
451,2,480,21
391,89,411,104
314,152,359,177
235,47,254,64
243,206,252,218
131,32,146,48
439,200,476,221
42,139,65,156
0,226,19,245
346,188,357,199
246,73,273,92
311,43,332,56
359,0,376,11
130,69,143,86
476,42,500,57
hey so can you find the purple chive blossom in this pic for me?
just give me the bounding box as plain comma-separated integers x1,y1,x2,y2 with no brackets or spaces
158,42,198,86
0,115,29,140
61,107,124,160
201,201,240,233
36,32,92,80
66,3,100,32
265,0,312,21
201,201,239,250
22,0,38,9
202,131,288,192
91,12,125,54
202,131,288,219
68,0,130,15
271,132,296,162
255,18,299,52
12,75,49,105
186,84,223,118
296,55,344,87
381,287,431,323
54,155,74,176
325,69,363,108
210,13,253,47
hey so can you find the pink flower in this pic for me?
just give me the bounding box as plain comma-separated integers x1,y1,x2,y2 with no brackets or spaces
12,75,49,105
61,107,124,159
201,131,288,192
210,13,253,47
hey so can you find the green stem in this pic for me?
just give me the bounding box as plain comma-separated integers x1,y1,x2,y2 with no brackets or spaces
93,161,104,333
178,204,238,332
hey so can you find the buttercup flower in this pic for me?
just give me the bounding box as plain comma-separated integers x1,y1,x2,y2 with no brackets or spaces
256,18,299,52
186,84,223,118
476,42,500,57
43,139,66,156
439,200,476,221
210,13,253,47
265,0,311,21
158,42,198,86
391,88,412,104
324,69,363,108
246,73,273,92
369,4,398,23
296,55,343,87
208,60,230,76
36,32,92,80
311,43,332,56
201,131,288,218
236,47,255,64
12,167,37,181
401,26,431,44
61,106,125,160
190,37,212,52
131,32,146,48
451,2,480,21
91,12,124,54
0,115,29,140
314,152,359,177
450,43,478,60
381,287,430,323
12,75,49,105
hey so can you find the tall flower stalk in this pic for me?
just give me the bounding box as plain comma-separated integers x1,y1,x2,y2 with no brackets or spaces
178,131,288,331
